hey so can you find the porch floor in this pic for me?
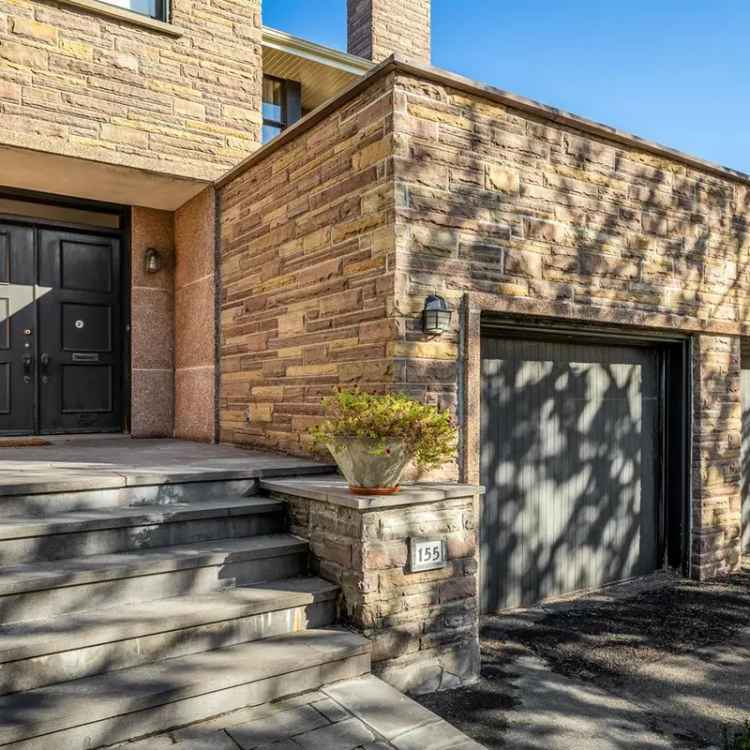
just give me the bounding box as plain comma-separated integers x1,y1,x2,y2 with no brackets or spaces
0,436,333,496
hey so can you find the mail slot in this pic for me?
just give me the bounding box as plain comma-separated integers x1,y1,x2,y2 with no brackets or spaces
72,353,100,362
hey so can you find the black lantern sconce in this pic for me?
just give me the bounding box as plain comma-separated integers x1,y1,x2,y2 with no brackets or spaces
144,247,163,274
422,294,452,335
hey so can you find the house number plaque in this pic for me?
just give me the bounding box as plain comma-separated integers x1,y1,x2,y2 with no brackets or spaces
408,537,448,573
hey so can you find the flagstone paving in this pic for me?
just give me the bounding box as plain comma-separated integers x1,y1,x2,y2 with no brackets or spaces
113,674,485,750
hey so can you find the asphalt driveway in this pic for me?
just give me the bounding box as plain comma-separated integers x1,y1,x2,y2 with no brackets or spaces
417,565,750,749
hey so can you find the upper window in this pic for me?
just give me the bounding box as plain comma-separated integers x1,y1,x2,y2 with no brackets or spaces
263,76,286,145
100,0,167,20
262,75,302,144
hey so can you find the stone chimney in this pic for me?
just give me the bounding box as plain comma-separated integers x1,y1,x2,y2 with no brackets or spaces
347,0,431,64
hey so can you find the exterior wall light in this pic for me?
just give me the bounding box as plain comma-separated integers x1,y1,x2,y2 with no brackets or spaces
422,294,452,335
144,247,162,274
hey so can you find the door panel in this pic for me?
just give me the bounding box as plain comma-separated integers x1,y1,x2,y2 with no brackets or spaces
0,224,35,434
480,337,661,611
38,229,122,434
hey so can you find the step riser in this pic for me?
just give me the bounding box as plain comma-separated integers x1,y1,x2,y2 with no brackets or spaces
1,480,261,515
0,551,307,623
0,513,286,565
0,598,337,696
0,650,371,749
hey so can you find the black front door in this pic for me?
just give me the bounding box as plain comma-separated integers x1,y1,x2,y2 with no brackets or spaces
0,224,35,433
0,222,123,435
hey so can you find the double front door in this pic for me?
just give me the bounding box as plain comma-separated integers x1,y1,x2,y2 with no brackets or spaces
0,222,123,435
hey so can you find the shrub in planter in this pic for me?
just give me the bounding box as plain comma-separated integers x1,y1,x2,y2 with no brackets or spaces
309,389,457,495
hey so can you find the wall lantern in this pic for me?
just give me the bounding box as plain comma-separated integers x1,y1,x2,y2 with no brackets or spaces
422,294,452,335
144,247,163,274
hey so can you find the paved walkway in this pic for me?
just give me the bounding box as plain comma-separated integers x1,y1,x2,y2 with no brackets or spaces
114,675,485,750
418,568,750,749
0,436,331,495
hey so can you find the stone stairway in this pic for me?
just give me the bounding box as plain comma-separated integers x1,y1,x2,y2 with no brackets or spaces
0,476,371,749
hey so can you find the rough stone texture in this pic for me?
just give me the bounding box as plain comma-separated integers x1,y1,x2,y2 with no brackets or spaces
388,71,749,578
130,207,175,438
691,336,743,577
348,0,431,64
174,188,217,442
271,486,481,694
218,73,398,455
0,0,262,181
218,64,750,580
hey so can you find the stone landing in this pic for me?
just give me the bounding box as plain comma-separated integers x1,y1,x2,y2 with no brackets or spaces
116,674,485,750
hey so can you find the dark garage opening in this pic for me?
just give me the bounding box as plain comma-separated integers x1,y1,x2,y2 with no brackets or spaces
479,323,689,612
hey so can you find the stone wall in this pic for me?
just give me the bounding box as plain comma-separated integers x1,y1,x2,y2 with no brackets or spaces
347,0,431,64
218,61,749,578
388,70,750,576
267,479,481,694
0,0,262,181
691,335,743,577
130,206,175,437
218,73,398,454
174,187,217,442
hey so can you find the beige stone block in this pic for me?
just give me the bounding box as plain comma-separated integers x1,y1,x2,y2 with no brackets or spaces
247,403,273,423
59,38,94,61
388,341,458,360
175,98,207,119
486,165,521,194
10,17,58,44
101,123,149,148
0,80,21,102
0,40,48,68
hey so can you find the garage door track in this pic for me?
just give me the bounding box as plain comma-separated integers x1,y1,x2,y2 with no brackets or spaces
417,565,750,749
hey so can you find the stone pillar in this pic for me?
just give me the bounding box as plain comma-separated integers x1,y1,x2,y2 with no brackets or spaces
691,335,743,578
174,188,217,442
264,477,481,694
130,207,175,438
347,0,431,64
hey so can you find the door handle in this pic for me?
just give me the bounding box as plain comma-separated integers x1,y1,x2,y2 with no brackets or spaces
40,352,50,384
23,355,32,384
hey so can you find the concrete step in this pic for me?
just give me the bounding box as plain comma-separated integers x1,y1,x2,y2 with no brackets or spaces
0,628,371,750
0,577,339,695
0,478,264,515
0,497,286,565
0,534,308,623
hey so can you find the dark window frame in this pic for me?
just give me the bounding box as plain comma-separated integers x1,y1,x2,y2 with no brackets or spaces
262,74,302,144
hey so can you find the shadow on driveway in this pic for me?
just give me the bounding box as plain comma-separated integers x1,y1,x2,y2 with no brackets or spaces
417,566,750,749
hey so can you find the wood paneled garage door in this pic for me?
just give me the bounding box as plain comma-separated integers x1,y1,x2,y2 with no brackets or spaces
480,335,662,612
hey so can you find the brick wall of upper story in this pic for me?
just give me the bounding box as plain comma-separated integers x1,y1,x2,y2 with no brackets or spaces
218,73,397,455
0,0,262,181
348,0,430,64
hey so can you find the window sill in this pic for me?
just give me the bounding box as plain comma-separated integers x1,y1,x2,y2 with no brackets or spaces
55,0,184,37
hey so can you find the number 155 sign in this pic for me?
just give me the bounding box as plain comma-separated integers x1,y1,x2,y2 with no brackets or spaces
408,537,448,573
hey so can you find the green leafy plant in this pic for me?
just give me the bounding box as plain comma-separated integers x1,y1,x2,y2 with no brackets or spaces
724,722,750,750
309,389,457,471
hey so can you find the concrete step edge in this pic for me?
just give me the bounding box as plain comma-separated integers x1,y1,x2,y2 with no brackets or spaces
0,577,339,665
0,497,285,541
0,534,308,597
0,628,371,746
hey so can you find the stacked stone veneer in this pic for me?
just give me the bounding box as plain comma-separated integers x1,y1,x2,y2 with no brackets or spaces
0,0,262,180
271,482,481,694
347,0,431,64
219,63,750,578
219,73,398,454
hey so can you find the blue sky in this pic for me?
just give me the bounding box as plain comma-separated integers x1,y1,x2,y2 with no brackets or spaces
264,2,750,174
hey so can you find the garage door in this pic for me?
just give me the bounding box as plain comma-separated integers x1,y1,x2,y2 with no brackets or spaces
480,336,661,612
